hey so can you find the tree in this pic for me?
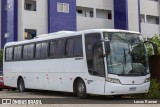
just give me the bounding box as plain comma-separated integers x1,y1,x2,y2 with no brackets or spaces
0,50,3,67
146,35,160,56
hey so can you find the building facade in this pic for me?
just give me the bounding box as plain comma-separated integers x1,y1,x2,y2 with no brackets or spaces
0,0,160,48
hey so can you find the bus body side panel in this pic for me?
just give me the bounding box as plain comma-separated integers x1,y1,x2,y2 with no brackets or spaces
4,58,93,93
3,62,12,87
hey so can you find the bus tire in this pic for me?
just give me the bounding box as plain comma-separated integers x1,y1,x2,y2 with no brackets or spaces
18,78,26,92
76,79,87,99
11,88,17,91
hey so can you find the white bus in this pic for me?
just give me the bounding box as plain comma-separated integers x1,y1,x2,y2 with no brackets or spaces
3,29,157,98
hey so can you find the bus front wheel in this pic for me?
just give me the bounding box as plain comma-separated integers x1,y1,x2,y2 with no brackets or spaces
18,78,26,92
76,79,87,99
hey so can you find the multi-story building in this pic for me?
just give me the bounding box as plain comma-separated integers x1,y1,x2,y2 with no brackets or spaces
0,0,160,48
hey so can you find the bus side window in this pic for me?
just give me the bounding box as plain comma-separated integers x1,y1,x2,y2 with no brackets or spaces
35,43,42,59
74,36,83,56
27,44,35,60
56,39,65,58
13,47,18,60
23,45,28,60
65,38,75,56
17,46,22,60
65,36,83,57
49,41,57,58
14,46,22,61
49,39,65,58
41,42,48,58
6,47,13,61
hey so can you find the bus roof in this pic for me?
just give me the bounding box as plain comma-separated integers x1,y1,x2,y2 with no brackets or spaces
4,29,140,47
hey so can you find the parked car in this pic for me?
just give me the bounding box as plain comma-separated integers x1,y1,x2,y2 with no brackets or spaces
0,72,5,91
0,72,16,91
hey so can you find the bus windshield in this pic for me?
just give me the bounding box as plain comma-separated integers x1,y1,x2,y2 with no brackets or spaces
104,32,149,76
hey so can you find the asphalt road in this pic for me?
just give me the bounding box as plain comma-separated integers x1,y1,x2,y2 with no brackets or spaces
0,89,159,107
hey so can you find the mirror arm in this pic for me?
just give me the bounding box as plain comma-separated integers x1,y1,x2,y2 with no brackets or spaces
144,41,158,55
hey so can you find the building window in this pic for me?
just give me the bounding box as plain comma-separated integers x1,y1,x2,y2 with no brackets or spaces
57,2,69,13
140,14,145,23
76,7,94,18
77,10,83,14
96,9,112,19
24,29,37,40
24,0,36,11
5,4,11,10
146,15,159,24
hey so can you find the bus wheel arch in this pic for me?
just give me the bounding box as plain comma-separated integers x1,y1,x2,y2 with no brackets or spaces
17,76,26,92
73,77,87,99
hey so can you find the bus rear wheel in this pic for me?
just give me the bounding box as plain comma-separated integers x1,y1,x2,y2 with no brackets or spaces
76,79,87,99
18,78,26,92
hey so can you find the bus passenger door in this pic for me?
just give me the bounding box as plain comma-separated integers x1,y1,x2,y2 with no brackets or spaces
85,33,106,95
92,43,106,94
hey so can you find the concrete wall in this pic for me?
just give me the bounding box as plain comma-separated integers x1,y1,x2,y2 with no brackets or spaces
140,0,160,37
77,17,114,31
76,0,114,31
141,23,159,38
1,0,160,47
18,0,48,41
18,0,24,41
127,0,139,32
140,0,159,16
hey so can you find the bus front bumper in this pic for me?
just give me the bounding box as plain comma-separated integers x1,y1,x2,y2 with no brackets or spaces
105,82,150,95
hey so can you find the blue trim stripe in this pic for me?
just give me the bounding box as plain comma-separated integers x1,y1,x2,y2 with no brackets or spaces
48,0,77,33
1,0,18,48
138,0,141,32
114,0,128,30
14,0,18,42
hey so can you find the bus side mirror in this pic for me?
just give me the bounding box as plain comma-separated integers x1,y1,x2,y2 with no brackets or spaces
144,41,158,55
104,41,111,56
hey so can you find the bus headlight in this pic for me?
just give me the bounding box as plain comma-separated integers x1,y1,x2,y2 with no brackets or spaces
144,78,150,83
106,77,121,84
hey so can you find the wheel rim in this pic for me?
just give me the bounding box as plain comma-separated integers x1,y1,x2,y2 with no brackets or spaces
78,83,85,95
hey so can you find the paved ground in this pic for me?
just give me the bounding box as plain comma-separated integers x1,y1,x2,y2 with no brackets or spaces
0,89,159,107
